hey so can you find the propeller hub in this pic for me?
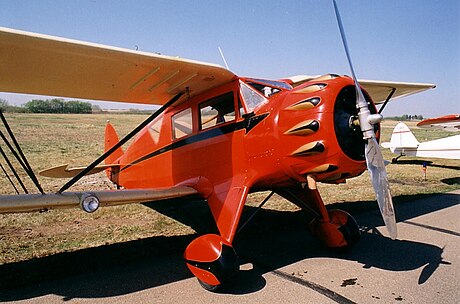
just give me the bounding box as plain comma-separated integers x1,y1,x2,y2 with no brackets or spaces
334,85,378,161
367,113,383,125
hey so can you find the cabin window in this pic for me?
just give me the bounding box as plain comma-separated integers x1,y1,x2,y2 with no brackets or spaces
240,81,267,112
199,92,235,130
148,116,163,143
172,108,193,139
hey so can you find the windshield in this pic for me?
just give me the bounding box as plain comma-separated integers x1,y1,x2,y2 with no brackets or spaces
240,81,267,112
245,78,292,98
248,78,292,90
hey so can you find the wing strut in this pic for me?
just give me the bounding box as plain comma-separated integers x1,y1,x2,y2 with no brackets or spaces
1,111,45,194
0,145,28,193
378,87,396,115
57,92,184,193
0,162,19,194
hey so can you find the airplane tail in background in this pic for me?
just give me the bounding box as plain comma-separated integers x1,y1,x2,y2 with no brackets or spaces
381,122,419,153
382,121,460,160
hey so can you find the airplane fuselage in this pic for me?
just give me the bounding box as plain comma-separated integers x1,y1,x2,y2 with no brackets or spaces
115,75,374,188
393,135,460,160
383,121,460,160
106,74,378,241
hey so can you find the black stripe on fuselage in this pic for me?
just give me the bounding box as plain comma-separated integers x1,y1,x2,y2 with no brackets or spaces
121,113,268,172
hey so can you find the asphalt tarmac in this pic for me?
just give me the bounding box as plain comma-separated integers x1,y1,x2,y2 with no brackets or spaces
1,190,459,303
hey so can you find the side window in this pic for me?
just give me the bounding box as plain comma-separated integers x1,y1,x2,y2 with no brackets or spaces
199,92,236,130
172,108,192,139
148,116,163,144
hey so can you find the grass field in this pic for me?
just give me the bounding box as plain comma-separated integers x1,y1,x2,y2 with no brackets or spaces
1,113,459,264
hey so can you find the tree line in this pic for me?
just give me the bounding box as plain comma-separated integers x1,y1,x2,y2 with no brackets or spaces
1,98,98,114
23,98,92,113
387,114,424,121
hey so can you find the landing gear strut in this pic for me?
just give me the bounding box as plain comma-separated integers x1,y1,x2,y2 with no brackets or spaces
306,175,360,249
392,153,405,163
278,175,360,250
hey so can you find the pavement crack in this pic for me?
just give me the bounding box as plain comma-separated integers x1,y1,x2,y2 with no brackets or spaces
241,256,356,304
402,220,460,237
269,268,357,304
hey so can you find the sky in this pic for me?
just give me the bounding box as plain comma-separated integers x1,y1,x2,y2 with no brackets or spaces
0,0,459,117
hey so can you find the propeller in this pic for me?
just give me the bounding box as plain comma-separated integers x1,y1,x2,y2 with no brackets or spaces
332,0,397,239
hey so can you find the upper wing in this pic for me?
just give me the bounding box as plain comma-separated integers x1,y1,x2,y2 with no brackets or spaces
359,79,436,104
0,27,236,105
417,114,460,132
284,75,436,104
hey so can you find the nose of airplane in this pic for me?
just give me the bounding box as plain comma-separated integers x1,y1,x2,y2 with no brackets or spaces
333,84,379,161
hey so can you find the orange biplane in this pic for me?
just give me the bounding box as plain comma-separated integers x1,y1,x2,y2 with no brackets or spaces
0,2,435,291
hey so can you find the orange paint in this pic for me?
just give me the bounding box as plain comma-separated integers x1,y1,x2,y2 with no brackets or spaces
105,75,378,245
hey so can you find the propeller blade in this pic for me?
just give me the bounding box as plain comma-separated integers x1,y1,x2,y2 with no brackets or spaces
333,0,397,238
332,0,359,90
365,138,397,239
332,0,374,139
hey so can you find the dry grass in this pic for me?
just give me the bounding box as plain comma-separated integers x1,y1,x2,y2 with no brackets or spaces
0,114,459,264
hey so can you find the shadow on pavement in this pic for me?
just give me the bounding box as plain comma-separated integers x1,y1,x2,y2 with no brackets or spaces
0,192,457,301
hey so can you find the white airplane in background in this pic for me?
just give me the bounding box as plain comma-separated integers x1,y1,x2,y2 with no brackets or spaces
382,115,460,161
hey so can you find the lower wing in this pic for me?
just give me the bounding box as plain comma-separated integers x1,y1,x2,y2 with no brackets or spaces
0,187,199,214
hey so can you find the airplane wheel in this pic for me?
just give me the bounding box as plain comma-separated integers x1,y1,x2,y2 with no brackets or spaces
309,209,360,250
184,234,239,291
197,278,221,292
